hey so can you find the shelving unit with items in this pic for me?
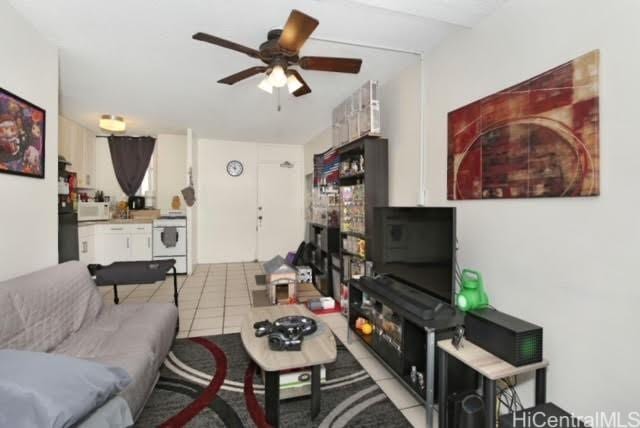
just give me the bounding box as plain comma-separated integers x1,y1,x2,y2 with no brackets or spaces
306,148,341,298
337,136,388,315
306,222,339,296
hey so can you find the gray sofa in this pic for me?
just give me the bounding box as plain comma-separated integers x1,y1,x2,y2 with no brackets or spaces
0,261,178,419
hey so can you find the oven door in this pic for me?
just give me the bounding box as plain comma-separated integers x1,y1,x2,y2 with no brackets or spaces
153,226,187,256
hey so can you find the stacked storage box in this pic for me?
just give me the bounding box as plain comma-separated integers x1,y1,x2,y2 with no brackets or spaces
332,80,380,147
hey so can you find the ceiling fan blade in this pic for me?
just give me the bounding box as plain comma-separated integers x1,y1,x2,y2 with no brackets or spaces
217,66,267,85
278,10,319,54
299,56,362,73
192,32,261,59
289,70,312,97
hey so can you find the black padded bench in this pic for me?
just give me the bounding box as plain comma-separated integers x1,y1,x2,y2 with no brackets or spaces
93,259,179,306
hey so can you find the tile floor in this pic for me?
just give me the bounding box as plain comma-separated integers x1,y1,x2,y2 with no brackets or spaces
100,262,430,428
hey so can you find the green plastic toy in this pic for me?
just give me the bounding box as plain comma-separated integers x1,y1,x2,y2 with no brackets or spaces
456,269,489,312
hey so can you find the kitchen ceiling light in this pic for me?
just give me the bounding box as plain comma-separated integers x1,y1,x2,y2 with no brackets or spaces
257,78,273,94
286,73,303,94
99,115,126,132
267,65,288,88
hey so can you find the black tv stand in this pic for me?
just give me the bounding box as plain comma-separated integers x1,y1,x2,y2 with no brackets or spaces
348,277,476,427
359,276,455,322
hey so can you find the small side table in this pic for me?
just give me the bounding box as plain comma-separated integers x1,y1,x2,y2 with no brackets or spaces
240,305,337,427
94,259,179,307
437,339,548,428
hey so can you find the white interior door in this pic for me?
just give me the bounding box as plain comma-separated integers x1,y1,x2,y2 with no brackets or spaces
257,162,301,261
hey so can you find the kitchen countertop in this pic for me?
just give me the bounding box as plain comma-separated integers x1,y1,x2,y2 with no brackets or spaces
78,219,154,226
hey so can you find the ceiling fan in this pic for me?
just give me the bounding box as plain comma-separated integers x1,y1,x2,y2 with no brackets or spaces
192,9,363,97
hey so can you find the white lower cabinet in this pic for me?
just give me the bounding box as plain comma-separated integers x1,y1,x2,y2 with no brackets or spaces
130,233,152,261
100,233,129,264
78,223,152,265
78,226,95,264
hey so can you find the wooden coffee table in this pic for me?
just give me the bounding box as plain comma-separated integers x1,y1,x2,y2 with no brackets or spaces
240,305,337,427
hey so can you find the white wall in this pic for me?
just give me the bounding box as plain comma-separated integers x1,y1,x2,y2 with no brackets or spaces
186,128,198,273
424,0,639,418
197,139,258,263
380,63,421,205
0,0,58,281
156,134,187,211
303,62,422,205
196,139,304,263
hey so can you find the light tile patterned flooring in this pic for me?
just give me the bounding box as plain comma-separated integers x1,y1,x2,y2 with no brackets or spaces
100,262,430,427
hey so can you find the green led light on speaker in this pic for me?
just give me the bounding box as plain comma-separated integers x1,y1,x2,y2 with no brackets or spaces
520,336,539,359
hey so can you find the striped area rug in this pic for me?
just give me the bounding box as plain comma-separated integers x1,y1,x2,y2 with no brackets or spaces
135,333,412,427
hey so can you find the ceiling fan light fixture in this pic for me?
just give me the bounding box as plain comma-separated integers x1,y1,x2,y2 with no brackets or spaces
99,114,126,132
286,73,303,94
257,78,273,94
193,10,363,100
267,65,288,88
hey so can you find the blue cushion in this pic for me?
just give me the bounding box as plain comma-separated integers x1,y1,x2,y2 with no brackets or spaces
0,350,131,428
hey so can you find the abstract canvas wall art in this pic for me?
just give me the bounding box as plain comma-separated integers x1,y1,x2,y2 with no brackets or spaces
447,50,599,200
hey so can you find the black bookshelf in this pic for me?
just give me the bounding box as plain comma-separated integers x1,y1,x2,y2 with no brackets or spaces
306,222,339,297
338,136,388,299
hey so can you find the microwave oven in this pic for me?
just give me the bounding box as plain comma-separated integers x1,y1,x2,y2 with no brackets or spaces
78,202,110,221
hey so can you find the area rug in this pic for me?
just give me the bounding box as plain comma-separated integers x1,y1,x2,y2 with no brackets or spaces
136,333,412,427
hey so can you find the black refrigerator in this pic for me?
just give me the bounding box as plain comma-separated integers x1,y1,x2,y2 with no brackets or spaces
58,211,79,263
58,158,79,263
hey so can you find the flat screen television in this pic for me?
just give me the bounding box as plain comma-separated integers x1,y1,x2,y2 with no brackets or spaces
371,207,456,303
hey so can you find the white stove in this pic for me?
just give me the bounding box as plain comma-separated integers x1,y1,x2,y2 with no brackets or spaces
153,216,187,274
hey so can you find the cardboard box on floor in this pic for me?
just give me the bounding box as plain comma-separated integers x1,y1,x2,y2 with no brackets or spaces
252,282,323,307
274,282,321,304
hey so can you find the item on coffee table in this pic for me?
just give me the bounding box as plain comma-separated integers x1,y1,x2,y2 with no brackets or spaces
252,316,318,352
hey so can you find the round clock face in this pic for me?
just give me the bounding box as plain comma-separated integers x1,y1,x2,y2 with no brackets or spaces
226,160,244,177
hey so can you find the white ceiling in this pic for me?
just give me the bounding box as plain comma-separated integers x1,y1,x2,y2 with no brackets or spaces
9,0,506,144
343,0,507,28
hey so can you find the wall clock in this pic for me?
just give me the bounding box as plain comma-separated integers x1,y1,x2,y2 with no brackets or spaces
226,160,244,177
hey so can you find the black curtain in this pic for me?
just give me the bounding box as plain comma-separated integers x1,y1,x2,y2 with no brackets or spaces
108,136,156,197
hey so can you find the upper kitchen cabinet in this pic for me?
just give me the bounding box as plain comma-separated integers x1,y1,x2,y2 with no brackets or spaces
58,116,96,188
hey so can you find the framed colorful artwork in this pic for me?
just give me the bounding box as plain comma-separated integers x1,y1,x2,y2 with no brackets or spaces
447,50,600,200
0,87,46,179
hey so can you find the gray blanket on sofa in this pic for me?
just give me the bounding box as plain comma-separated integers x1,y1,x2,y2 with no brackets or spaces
0,261,178,421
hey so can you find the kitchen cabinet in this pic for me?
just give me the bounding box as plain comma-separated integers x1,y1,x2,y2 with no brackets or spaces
78,223,152,265
82,129,95,188
58,117,71,164
58,116,96,188
78,225,95,265
100,233,129,265
130,233,152,261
